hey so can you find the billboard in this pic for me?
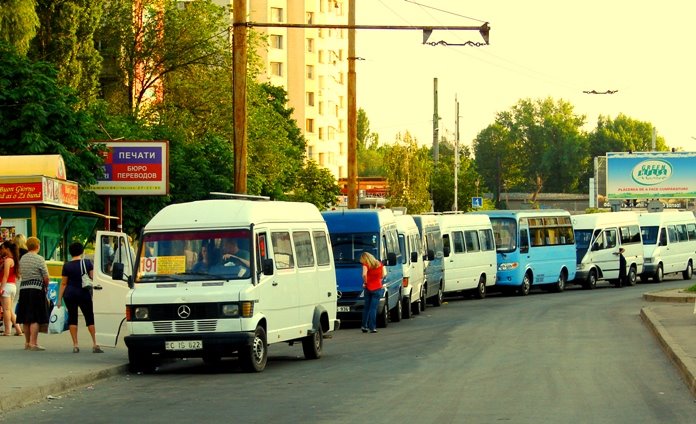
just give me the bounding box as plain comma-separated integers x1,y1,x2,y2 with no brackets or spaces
89,140,169,195
0,176,79,209
606,152,696,199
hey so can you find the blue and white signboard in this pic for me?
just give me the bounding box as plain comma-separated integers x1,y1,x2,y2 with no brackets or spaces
606,151,696,199
472,197,483,208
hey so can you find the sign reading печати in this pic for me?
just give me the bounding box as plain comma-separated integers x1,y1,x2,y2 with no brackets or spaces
89,140,169,196
606,151,696,199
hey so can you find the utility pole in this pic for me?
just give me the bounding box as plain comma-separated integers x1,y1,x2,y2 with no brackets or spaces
233,0,247,193
347,0,358,208
453,95,459,211
433,78,439,164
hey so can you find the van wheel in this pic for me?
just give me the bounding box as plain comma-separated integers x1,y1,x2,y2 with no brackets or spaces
402,296,412,319
554,271,566,293
391,294,403,322
626,265,637,286
240,326,267,372
302,326,323,360
518,273,531,296
431,283,444,307
475,276,486,299
412,286,424,315
377,302,389,328
583,269,597,290
653,264,663,283
683,262,693,280
128,349,156,374
419,286,427,312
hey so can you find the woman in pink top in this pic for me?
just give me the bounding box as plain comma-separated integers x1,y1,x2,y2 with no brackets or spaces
360,251,386,333
1,241,23,336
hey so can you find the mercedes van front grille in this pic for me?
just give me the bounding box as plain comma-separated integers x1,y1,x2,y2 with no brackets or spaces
153,320,218,333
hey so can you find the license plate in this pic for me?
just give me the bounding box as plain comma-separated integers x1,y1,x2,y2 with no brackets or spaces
165,340,202,351
337,306,351,312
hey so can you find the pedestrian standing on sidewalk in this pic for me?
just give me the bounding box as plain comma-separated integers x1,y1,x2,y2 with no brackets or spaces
360,251,386,334
1,241,24,337
14,234,28,259
57,242,103,353
16,237,50,351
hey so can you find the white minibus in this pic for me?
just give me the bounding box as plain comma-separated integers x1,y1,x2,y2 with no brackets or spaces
437,213,497,298
638,211,696,282
395,214,426,318
572,211,644,288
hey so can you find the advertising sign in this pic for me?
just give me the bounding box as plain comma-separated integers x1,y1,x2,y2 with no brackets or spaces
0,176,79,209
606,152,696,199
89,140,169,195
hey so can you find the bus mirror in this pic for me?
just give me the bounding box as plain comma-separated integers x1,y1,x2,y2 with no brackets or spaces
387,252,397,266
112,262,125,281
410,252,418,263
262,258,274,275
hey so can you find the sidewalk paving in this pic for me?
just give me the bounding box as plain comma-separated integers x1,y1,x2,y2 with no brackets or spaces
0,288,694,415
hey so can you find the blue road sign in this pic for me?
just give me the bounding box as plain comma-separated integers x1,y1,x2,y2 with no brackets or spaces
472,197,483,208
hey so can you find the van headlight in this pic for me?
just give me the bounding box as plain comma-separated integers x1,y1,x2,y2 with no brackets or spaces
134,306,150,320
498,262,519,271
221,303,240,317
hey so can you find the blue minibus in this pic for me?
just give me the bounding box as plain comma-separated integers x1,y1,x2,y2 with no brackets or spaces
474,210,576,295
322,209,403,327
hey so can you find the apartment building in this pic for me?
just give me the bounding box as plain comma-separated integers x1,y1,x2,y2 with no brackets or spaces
214,0,348,179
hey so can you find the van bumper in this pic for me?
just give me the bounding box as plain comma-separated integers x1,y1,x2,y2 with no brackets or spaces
642,263,658,276
332,319,341,331
125,332,254,358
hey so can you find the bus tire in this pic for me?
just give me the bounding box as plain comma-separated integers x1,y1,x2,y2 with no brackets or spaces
518,273,531,296
475,275,486,299
626,265,637,286
554,271,566,293
683,261,693,280
653,264,663,283
583,269,597,290
239,326,267,372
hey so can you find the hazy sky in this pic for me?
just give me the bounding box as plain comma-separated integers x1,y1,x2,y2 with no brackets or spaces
355,0,696,152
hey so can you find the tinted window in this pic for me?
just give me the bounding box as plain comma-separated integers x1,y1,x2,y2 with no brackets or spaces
676,224,688,242
464,230,480,252
313,231,331,266
641,226,659,245
688,223,696,241
293,231,314,268
272,232,294,269
479,229,495,251
667,226,678,243
452,231,465,253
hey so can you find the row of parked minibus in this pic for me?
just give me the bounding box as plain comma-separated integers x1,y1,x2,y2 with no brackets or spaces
91,198,696,372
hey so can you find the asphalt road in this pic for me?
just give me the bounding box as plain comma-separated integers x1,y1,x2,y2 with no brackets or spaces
5,278,696,424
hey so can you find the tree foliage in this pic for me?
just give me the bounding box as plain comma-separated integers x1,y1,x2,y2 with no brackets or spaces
357,108,384,177
383,132,431,214
0,0,39,55
287,160,341,210
431,141,487,212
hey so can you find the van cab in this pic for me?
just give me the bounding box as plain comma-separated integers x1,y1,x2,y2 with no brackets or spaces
411,215,445,307
394,214,426,318
638,210,696,282
93,198,339,373
437,213,497,298
572,211,644,288
321,209,403,328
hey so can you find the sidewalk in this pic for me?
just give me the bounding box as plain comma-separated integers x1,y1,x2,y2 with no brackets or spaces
640,288,696,398
0,329,128,414
0,289,694,415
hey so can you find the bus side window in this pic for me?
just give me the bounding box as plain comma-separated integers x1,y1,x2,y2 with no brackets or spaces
519,229,529,253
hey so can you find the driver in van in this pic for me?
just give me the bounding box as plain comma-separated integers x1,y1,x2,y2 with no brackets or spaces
221,239,250,268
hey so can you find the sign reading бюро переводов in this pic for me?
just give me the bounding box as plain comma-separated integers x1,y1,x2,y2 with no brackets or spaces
606,151,696,199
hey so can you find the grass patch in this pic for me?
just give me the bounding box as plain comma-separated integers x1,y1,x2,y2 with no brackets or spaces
686,284,696,293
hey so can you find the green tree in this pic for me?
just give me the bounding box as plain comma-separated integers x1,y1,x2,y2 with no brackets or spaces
588,113,669,157
0,42,104,207
31,0,104,108
472,123,520,208
383,132,431,214
357,108,384,177
288,160,341,210
431,141,487,212
0,0,39,55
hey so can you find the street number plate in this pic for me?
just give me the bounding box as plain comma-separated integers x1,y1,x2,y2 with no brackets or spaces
165,340,202,351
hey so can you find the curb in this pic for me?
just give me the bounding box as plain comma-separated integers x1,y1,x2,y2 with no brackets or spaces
640,307,696,399
642,290,696,303
0,364,128,414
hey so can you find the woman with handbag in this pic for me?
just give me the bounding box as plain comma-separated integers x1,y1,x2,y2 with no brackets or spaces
57,242,103,353
16,237,50,351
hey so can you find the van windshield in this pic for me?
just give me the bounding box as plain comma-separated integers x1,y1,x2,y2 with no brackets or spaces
136,229,252,283
641,226,659,245
329,232,380,265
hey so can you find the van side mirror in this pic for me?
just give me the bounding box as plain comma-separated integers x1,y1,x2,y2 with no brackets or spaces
387,252,397,266
443,246,450,257
591,242,599,251
410,252,418,263
426,249,435,261
112,262,125,281
262,258,274,275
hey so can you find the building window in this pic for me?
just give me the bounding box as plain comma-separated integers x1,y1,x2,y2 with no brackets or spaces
338,119,344,131
271,62,283,77
318,50,324,63
318,127,324,140
306,11,314,24
306,65,314,79
306,119,314,133
307,146,314,158
318,102,323,114
307,92,315,107
318,152,325,166
271,7,283,23
328,126,335,140
270,34,283,49
306,38,314,53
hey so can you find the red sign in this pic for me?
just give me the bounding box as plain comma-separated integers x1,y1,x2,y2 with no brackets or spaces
0,182,43,204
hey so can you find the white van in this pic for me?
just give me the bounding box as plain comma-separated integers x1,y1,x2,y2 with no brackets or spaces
92,197,339,373
436,213,497,298
638,210,696,282
572,211,644,288
395,214,426,318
